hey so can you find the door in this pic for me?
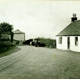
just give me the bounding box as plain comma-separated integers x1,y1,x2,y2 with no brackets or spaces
68,37,70,49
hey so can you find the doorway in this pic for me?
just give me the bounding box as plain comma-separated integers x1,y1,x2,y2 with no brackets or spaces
68,37,70,49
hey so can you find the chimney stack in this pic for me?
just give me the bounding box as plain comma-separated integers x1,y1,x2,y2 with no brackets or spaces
71,13,77,22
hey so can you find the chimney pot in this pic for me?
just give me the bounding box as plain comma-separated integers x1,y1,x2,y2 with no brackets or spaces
71,13,77,22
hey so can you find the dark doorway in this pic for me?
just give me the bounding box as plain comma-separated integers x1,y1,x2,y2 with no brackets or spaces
68,37,70,49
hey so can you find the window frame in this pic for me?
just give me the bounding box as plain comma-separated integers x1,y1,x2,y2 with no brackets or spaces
75,37,78,46
58,37,62,44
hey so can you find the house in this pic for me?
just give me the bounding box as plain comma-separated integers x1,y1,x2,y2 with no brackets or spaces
13,29,25,41
56,13,80,52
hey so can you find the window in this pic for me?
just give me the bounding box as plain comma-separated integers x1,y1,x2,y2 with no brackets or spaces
58,37,62,44
75,37,78,45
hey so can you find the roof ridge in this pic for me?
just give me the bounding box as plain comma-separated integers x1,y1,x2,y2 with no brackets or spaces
13,29,25,34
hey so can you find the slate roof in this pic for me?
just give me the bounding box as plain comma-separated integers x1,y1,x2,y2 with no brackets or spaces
13,29,25,34
56,20,80,36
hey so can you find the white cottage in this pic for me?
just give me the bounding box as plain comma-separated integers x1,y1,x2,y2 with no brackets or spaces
13,29,25,41
56,13,80,52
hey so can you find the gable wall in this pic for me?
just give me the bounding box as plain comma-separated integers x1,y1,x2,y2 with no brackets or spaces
13,33,25,41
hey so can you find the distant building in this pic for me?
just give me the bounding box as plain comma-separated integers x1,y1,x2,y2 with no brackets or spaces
56,13,80,52
13,29,25,41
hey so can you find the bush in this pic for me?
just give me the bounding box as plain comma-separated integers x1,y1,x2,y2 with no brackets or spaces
16,40,20,44
0,41,14,53
34,38,56,48
0,41,4,47
3,41,12,47
0,47,8,53
0,41,13,47
23,39,33,45
23,38,56,48
0,39,11,41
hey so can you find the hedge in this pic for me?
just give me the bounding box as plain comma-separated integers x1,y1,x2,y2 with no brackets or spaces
0,41,14,53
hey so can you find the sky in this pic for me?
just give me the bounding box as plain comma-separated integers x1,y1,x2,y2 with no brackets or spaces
0,0,80,39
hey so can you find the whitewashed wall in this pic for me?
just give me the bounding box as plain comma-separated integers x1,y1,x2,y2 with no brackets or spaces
56,36,80,52
13,34,25,41
70,36,80,52
56,36,68,50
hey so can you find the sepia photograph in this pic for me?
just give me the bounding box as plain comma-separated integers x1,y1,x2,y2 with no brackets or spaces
0,0,80,79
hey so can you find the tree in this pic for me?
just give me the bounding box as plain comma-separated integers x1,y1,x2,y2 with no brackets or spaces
0,22,14,42
0,22,13,33
11,32,14,43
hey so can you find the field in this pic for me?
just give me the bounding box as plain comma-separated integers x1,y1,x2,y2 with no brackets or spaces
0,45,80,79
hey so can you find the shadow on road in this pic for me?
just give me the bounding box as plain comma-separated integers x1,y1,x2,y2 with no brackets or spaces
0,46,21,58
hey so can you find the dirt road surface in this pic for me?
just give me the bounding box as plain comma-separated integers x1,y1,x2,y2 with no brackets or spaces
0,45,80,79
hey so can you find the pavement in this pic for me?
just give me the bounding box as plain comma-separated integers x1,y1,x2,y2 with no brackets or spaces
0,45,80,79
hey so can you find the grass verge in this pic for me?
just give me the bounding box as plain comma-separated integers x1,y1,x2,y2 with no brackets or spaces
0,46,15,53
